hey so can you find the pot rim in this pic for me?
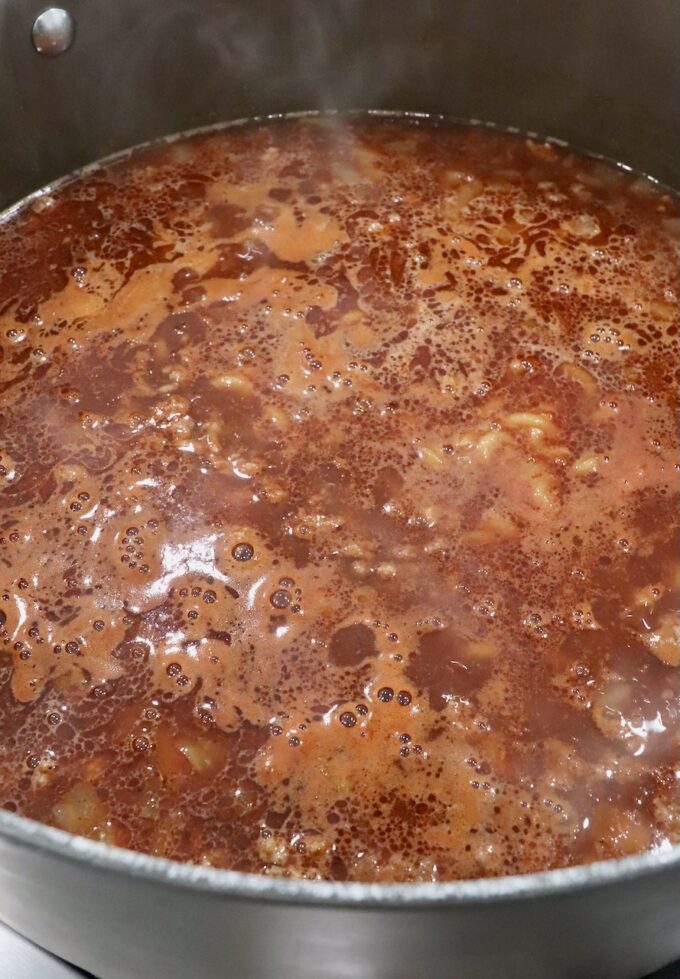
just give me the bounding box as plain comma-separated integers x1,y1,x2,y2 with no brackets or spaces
1,809,679,907
0,109,675,227
0,109,677,910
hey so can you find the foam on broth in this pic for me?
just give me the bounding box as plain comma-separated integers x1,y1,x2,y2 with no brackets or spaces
0,115,678,881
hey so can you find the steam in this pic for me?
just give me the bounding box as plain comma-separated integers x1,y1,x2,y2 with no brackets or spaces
0,3,678,210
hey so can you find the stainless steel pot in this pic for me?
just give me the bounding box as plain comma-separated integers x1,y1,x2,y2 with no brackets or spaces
0,1,678,976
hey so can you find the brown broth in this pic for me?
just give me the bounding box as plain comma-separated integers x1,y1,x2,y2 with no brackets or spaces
0,115,678,881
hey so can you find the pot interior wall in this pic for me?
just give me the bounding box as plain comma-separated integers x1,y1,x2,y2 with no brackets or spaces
0,0,679,209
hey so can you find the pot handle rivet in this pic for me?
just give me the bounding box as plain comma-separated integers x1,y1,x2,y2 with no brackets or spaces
31,7,75,56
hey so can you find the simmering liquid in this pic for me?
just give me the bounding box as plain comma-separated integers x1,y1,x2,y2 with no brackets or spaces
0,116,678,881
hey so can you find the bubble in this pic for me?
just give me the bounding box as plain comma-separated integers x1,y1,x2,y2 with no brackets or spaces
377,687,394,703
270,589,291,609
339,711,356,728
232,542,254,561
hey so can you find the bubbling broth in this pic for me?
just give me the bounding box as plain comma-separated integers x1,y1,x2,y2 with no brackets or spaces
0,116,678,882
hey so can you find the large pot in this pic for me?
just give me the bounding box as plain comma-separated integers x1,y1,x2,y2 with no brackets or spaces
0,1,678,976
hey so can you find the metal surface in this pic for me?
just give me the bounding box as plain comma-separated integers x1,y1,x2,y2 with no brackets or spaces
0,920,88,978
0,919,679,979
0,0,679,977
0,0,678,208
1,812,680,979
30,7,75,55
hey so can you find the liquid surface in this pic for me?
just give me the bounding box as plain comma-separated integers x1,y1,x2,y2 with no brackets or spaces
0,116,678,882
